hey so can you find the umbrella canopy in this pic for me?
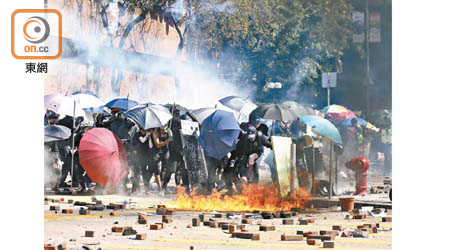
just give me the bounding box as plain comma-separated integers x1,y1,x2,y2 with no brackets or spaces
282,101,316,117
340,118,379,132
72,90,98,97
165,103,198,121
125,104,173,130
326,110,357,122
45,95,87,119
105,98,139,111
79,128,129,186
191,107,218,124
44,125,71,142
250,103,297,122
73,93,105,110
300,115,343,144
322,104,350,113
219,96,257,114
44,93,63,107
199,110,240,159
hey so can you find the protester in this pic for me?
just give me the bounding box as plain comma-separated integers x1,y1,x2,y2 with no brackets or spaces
380,116,392,176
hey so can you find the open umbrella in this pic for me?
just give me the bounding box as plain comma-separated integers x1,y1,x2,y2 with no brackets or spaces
300,115,343,144
73,93,105,110
199,110,240,159
125,103,173,130
44,125,71,142
79,128,128,186
219,96,257,122
45,95,87,119
164,103,198,122
340,118,379,132
322,104,349,113
72,90,98,97
250,103,297,122
282,101,316,117
105,98,139,111
191,107,218,124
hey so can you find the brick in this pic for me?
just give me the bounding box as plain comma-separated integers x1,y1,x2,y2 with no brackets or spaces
49,206,60,211
44,244,56,250
203,221,211,226
299,219,308,225
307,218,315,223
242,219,254,224
281,234,304,241
85,230,94,237
62,209,73,214
112,226,124,233
214,213,223,218
155,223,164,229
165,210,174,215
221,224,230,230
150,224,162,230
228,225,237,234
259,225,275,231
341,231,352,237
218,222,229,227
280,212,292,218
122,227,137,236
162,217,173,224
371,227,378,233
323,241,335,248
109,212,116,216
157,204,166,208
291,212,297,216
138,214,148,220
95,200,102,205
307,235,334,241
68,199,74,204
79,209,90,215
307,239,321,245
303,231,318,237
231,232,260,240
332,225,342,231
238,224,247,231
273,212,281,218
352,209,361,214
199,214,205,222
382,217,392,222
209,221,217,228
156,208,168,215
282,219,294,225
136,233,147,240
261,212,274,219
138,219,148,224
60,198,65,202
192,218,200,227
353,214,367,220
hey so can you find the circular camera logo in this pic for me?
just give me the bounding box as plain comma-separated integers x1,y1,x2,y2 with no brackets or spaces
23,16,50,44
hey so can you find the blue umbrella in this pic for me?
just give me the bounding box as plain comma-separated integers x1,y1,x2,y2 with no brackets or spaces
300,115,343,144
340,118,368,127
199,110,241,159
105,98,139,111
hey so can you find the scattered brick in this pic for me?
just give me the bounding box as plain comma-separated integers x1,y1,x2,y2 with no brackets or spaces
307,218,315,223
209,221,217,228
280,212,292,218
218,222,229,227
341,231,352,237
122,227,137,236
155,223,164,229
332,225,342,231
281,234,304,241
44,243,56,250
282,219,294,225
95,200,102,205
162,216,173,223
352,209,361,214
150,224,162,230
49,206,60,211
79,209,90,215
156,208,168,215
353,214,367,220
138,219,148,224
261,212,274,219
259,225,275,231
192,218,200,227
382,216,392,222
273,212,281,218
157,205,166,208
68,199,73,204
112,226,123,233
214,213,223,218
307,239,321,245
323,241,335,248
291,212,297,216
85,230,94,237
60,198,64,202
199,214,205,222
136,233,147,240
203,221,211,226
299,219,308,225
371,227,378,233
228,225,237,234
242,219,254,224
109,212,116,216
62,209,73,214
231,232,260,240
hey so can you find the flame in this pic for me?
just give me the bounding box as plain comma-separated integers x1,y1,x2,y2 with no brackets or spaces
169,184,312,212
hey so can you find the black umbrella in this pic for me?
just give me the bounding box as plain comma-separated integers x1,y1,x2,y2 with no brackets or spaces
164,103,198,122
125,103,173,130
45,125,71,142
249,103,297,122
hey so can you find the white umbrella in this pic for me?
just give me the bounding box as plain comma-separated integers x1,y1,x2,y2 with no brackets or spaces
73,93,105,110
191,107,218,124
46,95,86,119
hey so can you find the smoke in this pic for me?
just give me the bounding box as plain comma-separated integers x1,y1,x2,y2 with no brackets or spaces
49,1,255,110
44,146,60,189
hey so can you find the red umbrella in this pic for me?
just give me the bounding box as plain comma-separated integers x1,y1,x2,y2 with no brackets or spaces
326,110,357,122
79,128,128,187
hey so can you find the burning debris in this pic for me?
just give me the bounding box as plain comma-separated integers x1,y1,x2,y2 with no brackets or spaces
171,184,312,212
